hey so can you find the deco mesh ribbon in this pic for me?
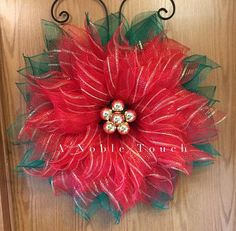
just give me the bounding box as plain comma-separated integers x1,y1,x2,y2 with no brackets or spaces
10,12,224,223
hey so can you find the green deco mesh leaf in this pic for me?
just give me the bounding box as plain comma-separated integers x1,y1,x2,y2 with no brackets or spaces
181,56,221,166
193,143,220,157
7,114,28,144
8,118,45,170
193,160,214,167
195,86,220,106
182,55,220,104
74,192,172,223
92,11,163,46
126,11,164,45
75,193,121,223
17,147,45,170
183,55,220,91
16,82,31,103
92,13,129,46
152,192,172,209
41,20,63,51
195,86,216,99
24,53,50,75
18,52,59,79
193,143,220,167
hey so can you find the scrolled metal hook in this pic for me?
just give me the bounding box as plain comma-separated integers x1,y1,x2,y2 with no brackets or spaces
51,0,110,40
96,0,110,41
118,0,175,22
51,0,176,25
157,0,176,20
119,0,127,24
51,0,70,24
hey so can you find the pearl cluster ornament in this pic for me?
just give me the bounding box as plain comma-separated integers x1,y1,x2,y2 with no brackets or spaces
101,99,137,135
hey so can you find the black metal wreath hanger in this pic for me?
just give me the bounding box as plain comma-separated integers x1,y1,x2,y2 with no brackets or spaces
50,0,176,24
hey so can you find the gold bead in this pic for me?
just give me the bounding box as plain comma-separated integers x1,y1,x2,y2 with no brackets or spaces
125,110,137,123
117,122,130,135
100,107,112,121
103,121,116,134
111,100,125,112
111,112,125,126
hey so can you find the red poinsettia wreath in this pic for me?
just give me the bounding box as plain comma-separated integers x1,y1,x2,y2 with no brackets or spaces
12,11,223,222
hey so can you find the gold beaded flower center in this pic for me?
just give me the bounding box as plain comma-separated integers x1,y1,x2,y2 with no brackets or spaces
100,99,137,135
